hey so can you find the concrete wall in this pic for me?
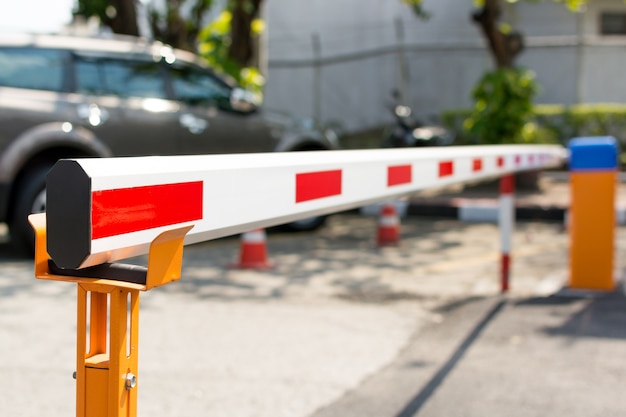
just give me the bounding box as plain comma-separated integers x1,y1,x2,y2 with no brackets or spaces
263,0,626,134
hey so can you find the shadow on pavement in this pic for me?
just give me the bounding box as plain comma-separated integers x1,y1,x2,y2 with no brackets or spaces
0,241,29,261
517,289,626,340
1,214,569,308
395,298,507,417
158,216,489,303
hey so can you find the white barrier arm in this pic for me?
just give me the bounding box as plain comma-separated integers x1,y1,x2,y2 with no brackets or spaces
46,145,566,269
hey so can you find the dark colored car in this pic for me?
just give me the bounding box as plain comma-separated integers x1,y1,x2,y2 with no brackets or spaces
0,33,337,250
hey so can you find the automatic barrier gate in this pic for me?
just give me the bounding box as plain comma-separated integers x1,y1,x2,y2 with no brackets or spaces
30,145,567,417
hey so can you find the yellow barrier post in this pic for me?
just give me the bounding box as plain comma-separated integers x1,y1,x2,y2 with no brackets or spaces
568,137,618,291
29,213,192,417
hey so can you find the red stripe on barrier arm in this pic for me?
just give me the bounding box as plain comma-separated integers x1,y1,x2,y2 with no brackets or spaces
529,154,535,164
515,155,521,166
387,164,412,186
472,158,483,172
91,181,203,239
497,156,504,168
438,161,454,177
296,169,342,202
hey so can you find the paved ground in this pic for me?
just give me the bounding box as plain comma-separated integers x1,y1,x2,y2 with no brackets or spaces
312,290,626,417
1,171,625,417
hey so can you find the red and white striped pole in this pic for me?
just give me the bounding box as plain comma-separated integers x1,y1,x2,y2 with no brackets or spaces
498,174,515,293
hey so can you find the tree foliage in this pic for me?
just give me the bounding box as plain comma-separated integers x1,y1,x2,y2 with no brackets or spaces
147,0,215,52
404,0,587,144
467,0,587,143
464,67,540,144
197,7,266,94
74,0,265,92
74,0,140,36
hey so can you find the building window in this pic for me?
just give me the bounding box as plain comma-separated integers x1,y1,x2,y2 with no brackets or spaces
600,12,626,35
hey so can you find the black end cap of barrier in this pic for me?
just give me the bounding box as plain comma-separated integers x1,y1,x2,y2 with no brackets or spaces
47,160,91,269
48,259,147,285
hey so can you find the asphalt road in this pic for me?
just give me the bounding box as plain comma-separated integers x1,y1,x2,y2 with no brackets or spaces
1,213,624,417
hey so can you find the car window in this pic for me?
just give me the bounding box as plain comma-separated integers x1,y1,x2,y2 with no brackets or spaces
169,64,232,107
0,47,65,91
75,56,165,99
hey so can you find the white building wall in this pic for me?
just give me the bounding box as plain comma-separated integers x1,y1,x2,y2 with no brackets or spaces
517,0,626,105
509,1,578,36
263,0,626,134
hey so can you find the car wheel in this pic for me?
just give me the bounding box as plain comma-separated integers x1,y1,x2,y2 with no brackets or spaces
9,164,52,254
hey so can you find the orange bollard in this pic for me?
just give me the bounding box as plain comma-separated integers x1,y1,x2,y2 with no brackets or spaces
568,137,618,291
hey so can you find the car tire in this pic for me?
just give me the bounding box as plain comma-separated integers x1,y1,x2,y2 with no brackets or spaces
9,164,52,254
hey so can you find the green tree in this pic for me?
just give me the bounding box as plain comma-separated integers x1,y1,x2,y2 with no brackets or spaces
404,0,587,144
74,0,265,91
196,0,266,93
465,67,540,144
467,0,586,143
147,0,215,52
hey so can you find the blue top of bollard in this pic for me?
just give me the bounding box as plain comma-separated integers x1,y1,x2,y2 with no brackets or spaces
569,136,618,171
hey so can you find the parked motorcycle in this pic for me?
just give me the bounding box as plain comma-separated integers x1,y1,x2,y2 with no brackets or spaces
381,91,454,148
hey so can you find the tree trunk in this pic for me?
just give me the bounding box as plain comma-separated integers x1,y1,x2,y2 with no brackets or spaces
108,0,140,37
228,0,263,67
471,0,523,68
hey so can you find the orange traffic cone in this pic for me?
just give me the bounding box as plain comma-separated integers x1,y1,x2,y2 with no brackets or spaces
230,229,274,269
377,203,400,246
